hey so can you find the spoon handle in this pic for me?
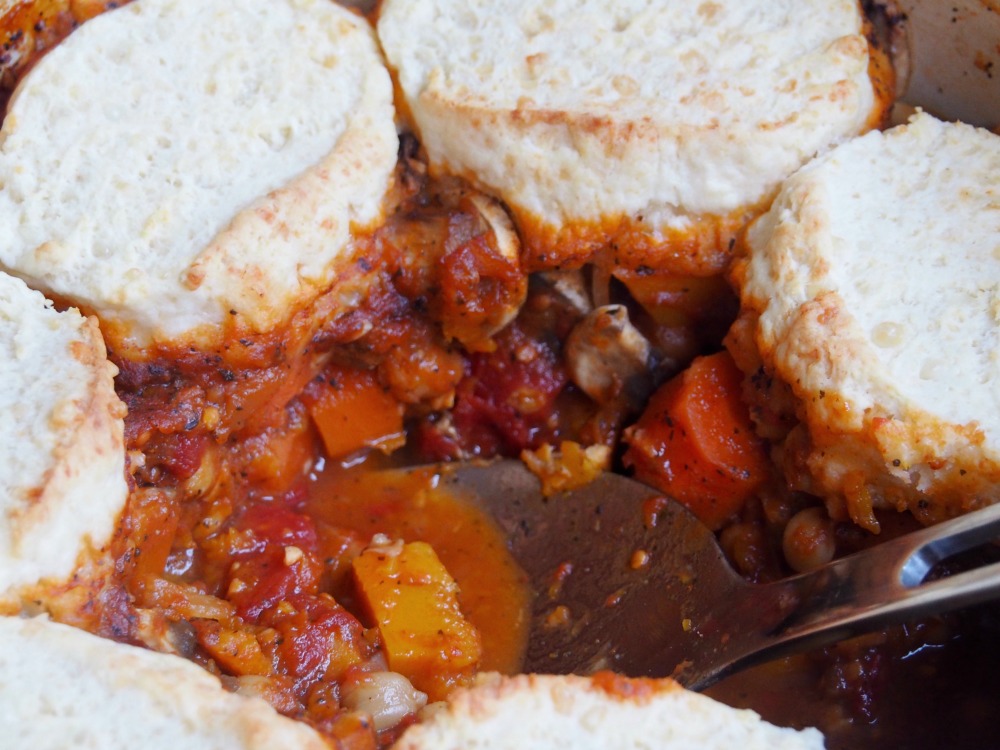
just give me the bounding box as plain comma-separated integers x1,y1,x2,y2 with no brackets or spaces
686,502,1000,691
760,501,1000,660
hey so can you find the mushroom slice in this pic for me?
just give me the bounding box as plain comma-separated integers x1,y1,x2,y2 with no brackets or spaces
565,305,653,407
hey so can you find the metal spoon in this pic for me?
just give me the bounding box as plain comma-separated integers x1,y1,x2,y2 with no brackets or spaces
432,459,1000,691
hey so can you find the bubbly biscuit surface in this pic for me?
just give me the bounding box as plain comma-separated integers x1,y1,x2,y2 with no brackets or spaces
733,112,1000,522
0,272,127,607
0,274,128,609
0,616,331,749
378,0,882,267
393,672,824,749
0,0,397,349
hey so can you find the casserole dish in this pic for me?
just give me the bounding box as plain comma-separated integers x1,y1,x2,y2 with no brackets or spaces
0,1,997,748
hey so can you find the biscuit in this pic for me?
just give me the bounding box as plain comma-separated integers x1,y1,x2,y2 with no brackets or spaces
378,0,890,271
0,272,127,610
393,672,823,749
0,0,398,351
729,112,1000,529
0,615,330,749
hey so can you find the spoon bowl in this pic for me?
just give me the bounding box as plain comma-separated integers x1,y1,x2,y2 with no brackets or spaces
424,459,1000,690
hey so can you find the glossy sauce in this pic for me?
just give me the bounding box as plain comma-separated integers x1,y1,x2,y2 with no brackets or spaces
306,459,532,675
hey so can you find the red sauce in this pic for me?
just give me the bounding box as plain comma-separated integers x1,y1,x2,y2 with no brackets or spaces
305,460,531,676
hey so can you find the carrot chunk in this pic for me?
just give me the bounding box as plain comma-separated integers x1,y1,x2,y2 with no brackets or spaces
353,540,482,701
623,350,770,530
302,367,405,459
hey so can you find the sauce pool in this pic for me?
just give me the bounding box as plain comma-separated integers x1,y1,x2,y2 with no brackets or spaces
305,459,532,675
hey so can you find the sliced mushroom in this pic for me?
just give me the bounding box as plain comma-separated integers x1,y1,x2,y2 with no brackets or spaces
565,304,653,408
532,268,594,316
466,192,519,265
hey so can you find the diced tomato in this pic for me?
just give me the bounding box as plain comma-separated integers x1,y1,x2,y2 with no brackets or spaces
416,322,567,459
224,505,323,621
258,593,371,690
230,504,318,557
378,192,526,354
140,429,209,480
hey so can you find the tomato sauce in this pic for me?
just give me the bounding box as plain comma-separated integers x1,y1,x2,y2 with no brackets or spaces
3,6,992,748
305,460,531,675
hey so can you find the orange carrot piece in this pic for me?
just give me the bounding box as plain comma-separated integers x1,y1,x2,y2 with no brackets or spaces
623,350,769,530
303,367,405,459
353,540,482,702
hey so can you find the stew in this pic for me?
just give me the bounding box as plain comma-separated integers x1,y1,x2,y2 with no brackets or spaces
2,3,998,750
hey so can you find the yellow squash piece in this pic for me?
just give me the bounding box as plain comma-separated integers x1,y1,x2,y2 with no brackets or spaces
353,540,482,701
